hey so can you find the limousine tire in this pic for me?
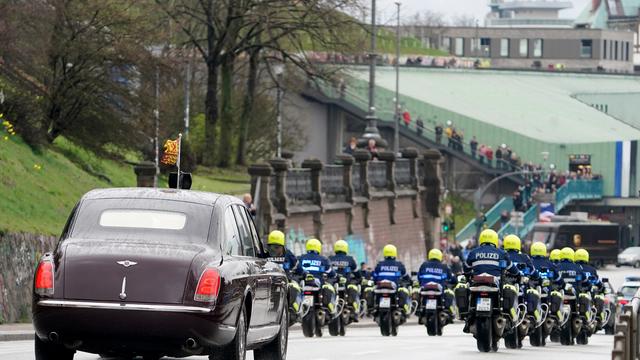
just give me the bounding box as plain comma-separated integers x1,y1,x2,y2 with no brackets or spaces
211,306,247,360
35,336,74,360
254,310,289,360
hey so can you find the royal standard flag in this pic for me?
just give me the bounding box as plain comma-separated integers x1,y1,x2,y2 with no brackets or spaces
161,139,179,165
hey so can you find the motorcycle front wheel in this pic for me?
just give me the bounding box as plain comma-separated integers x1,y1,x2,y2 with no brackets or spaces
328,315,342,336
476,317,493,353
560,322,573,346
530,325,545,347
504,328,520,349
576,329,589,345
302,310,316,338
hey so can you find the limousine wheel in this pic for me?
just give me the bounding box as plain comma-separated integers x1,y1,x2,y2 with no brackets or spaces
35,336,74,360
254,309,289,360
211,306,247,360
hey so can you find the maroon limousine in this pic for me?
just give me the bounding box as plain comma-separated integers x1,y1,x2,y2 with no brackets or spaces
32,188,289,360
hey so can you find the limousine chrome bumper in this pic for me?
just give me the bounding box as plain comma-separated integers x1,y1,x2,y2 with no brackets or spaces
38,299,213,314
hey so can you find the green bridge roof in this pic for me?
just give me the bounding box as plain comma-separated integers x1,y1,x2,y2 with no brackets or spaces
341,67,640,196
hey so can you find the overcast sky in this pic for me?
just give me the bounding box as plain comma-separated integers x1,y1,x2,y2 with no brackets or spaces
374,0,591,25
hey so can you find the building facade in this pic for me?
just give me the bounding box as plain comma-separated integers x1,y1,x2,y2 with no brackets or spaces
410,27,634,72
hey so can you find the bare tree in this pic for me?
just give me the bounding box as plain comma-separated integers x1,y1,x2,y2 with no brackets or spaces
451,14,479,27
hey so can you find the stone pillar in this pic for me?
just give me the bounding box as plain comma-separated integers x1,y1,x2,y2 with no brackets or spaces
301,158,324,239
133,162,157,188
269,158,290,217
352,149,372,227
377,151,397,224
337,154,355,233
248,164,274,236
421,150,443,251
401,147,420,218
337,154,355,201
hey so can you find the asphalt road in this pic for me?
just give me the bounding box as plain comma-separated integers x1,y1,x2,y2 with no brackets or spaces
2,266,635,360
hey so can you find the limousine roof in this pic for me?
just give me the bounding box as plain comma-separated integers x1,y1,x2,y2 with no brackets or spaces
81,188,240,207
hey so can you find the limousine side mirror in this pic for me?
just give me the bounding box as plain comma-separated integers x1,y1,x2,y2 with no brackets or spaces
169,172,192,190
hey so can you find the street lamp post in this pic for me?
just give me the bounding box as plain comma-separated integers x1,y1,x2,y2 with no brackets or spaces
273,64,285,158
359,0,387,149
394,2,401,155
154,65,160,188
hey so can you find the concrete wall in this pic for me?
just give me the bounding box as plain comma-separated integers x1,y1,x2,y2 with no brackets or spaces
285,93,329,164
0,233,57,324
284,198,428,271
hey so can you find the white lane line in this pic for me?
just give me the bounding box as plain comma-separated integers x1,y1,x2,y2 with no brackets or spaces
354,350,381,356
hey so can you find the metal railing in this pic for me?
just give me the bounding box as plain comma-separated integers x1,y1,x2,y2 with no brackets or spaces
612,289,640,360
455,197,514,241
497,179,604,239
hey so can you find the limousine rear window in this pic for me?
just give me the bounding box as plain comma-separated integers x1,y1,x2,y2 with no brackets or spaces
70,198,214,244
99,210,187,230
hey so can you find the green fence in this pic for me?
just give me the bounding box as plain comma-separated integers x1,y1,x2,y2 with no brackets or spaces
455,197,514,242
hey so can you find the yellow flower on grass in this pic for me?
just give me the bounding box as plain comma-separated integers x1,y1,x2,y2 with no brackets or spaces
33,164,42,170
3,136,8,141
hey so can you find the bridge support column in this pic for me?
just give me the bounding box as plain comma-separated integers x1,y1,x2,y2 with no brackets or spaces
421,150,443,250
248,163,274,236
353,149,372,228
401,147,420,218
337,155,356,233
301,159,324,239
269,158,290,229
378,151,397,224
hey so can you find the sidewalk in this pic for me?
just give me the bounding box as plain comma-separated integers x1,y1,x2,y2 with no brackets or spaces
0,323,34,342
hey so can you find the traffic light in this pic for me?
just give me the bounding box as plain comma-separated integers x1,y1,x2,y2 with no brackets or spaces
441,220,450,233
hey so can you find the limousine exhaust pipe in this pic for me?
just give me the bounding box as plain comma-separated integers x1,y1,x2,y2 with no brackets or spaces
48,332,59,343
185,338,198,349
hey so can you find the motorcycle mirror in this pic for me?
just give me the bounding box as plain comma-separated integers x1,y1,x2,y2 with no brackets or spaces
411,271,418,276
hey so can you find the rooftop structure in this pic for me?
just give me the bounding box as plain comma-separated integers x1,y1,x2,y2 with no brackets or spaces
487,0,574,27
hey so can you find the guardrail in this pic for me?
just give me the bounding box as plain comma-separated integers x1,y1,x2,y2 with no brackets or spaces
612,290,640,360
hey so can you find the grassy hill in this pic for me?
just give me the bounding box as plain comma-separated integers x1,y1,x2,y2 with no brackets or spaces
0,135,250,235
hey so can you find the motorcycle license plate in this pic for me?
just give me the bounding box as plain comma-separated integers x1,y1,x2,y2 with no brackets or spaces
304,296,314,306
426,299,437,310
379,297,391,309
477,298,492,312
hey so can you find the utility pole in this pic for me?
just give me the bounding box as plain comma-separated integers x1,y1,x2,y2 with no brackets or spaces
154,66,160,188
394,2,401,155
359,0,387,148
183,57,191,136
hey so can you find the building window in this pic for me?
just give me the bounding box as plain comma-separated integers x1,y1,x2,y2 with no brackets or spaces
519,39,529,57
581,39,593,58
626,42,630,61
533,39,543,58
455,38,464,56
442,37,451,53
480,38,491,57
615,41,619,60
500,39,510,57
470,38,480,56
604,40,607,59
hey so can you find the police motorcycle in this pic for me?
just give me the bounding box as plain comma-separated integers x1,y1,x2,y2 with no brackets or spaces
456,230,526,353
530,267,564,347
372,245,416,337
503,267,543,349
297,239,340,338
328,274,365,336
416,250,457,336
557,248,593,346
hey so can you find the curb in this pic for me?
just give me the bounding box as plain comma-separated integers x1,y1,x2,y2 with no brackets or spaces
0,332,34,342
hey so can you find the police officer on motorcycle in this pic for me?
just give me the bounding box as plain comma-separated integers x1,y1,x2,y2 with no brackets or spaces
373,244,413,315
575,249,607,330
550,249,562,265
296,238,338,313
329,240,362,321
266,230,302,322
461,229,520,332
417,249,457,321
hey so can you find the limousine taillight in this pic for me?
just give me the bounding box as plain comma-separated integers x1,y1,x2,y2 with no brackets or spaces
35,260,55,296
194,268,221,303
